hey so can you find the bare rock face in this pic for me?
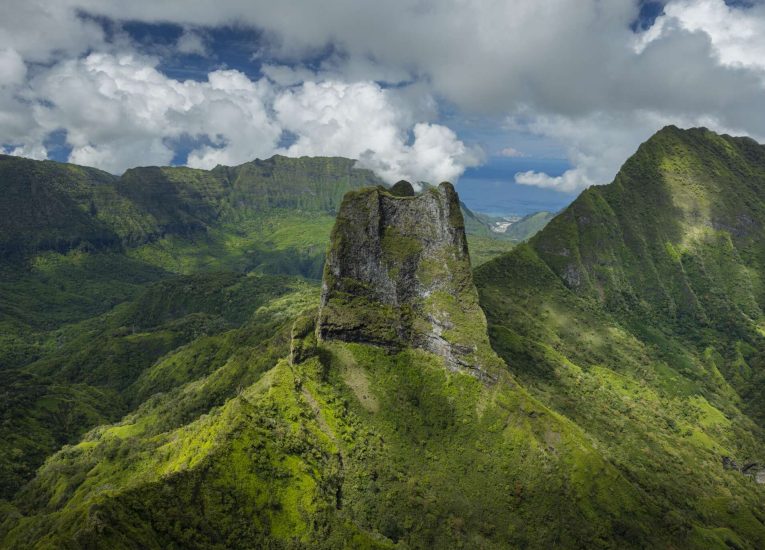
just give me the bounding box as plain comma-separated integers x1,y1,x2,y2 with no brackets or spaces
317,182,502,381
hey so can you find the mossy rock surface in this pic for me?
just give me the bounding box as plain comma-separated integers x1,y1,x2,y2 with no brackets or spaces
388,180,415,197
318,182,501,380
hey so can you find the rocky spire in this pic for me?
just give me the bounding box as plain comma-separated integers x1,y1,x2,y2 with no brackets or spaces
316,181,502,382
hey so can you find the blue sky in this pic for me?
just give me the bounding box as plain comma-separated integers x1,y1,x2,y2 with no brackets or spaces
458,159,575,216
14,14,580,216
3,0,765,216
137,19,580,217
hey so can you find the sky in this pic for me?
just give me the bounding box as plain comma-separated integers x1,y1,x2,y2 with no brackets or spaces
2,0,765,215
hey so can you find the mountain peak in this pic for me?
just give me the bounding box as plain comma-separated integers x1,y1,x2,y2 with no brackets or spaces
389,179,416,197
526,124,765,322
316,182,502,381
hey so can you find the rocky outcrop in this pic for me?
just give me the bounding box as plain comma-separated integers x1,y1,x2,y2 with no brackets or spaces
290,309,318,366
389,180,416,197
317,182,502,382
722,457,765,484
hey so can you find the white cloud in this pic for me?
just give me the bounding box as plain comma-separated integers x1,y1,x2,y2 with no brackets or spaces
27,53,281,172
0,48,26,86
0,0,106,62
513,109,741,192
184,70,282,169
176,29,209,57
0,47,36,147
499,147,527,158
514,112,667,192
405,123,482,184
4,0,765,191
643,0,765,72
274,80,480,183
7,143,47,160
261,64,318,86
508,0,765,192
7,52,477,181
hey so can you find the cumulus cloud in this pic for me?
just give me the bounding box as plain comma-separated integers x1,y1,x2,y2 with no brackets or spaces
6,143,47,160
6,51,477,181
640,0,765,72
25,53,283,172
274,81,479,183
0,48,26,86
4,0,765,191
0,1,106,62
513,112,667,192
176,29,209,57
0,48,36,149
513,109,741,191
512,0,765,192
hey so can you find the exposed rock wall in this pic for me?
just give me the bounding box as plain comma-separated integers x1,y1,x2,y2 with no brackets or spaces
317,181,502,381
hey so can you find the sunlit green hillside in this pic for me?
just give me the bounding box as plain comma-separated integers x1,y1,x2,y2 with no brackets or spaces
2,128,764,548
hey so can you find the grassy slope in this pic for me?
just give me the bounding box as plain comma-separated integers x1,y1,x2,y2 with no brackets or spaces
463,208,555,243
7,131,758,548
2,336,667,549
0,153,516,507
0,155,361,369
504,211,556,241
0,263,318,501
465,235,515,267
119,156,386,277
476,127,765,548
464,208,560,266
0,154,387,489
0,156,121,257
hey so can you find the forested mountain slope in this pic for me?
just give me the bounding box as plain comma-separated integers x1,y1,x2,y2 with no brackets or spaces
0,155,382,500
476,126,765,548
3,127,764,548
0,153,511,512
1,176,658,549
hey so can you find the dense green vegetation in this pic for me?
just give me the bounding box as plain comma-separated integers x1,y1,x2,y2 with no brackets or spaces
464,235,516,267
476,126,765,548
503,211,556,241
462,209,558,266
0,151,518,543
0,264,317,500
2,127,764,548
317,182,504,382
0,339,663,548
0,154,383,502
462,209,554,244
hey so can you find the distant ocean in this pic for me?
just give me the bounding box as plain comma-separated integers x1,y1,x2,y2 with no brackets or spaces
456,157,577,217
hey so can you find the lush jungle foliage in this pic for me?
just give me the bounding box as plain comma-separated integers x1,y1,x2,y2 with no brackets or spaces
476,126,765,548
2,128,764,548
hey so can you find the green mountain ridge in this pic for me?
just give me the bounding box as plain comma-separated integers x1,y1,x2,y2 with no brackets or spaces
463,210,556,243
0,154,383,501
0,154,380,258
476,126,765,547
504,211,556,241
2,126,765,548
0,176,652,549
0,153,515,512
0,154,506,265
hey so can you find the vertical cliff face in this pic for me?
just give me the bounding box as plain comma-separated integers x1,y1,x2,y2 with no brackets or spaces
317,181,502,381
